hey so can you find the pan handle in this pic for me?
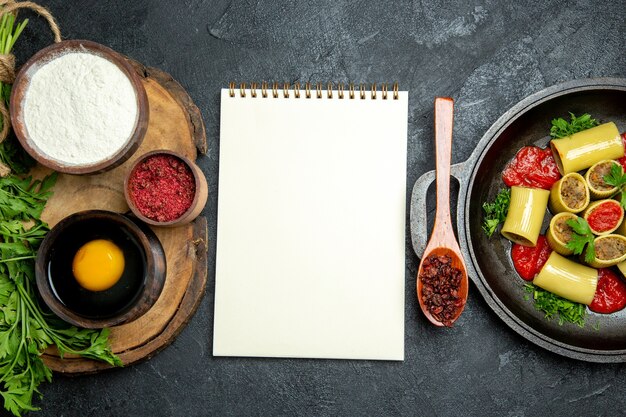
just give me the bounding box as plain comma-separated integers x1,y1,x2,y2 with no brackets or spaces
409,169,435,257
409,158,474,259
450,156,482,285
450,160,468,183
450,151,480,286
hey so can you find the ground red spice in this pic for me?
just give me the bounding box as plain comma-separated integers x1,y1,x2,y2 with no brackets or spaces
128,154,196,222
420,254,464,327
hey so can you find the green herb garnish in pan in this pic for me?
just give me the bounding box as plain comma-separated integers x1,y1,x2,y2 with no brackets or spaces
482,188,511,237
524,284,586,327
603,163,626,209
550,112,599,139
565,217,596,263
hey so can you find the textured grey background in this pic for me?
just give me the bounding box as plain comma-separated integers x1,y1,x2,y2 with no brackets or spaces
11,0,626,416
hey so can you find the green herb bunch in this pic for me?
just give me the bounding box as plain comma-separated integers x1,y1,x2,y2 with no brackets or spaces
0,174,122,416
524,284,586,327
0,13,29,176
482,188,510,237
0,12,27,107
550,113,599,139
0,12,121,417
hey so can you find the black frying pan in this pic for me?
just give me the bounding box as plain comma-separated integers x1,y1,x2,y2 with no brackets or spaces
411,78,626,362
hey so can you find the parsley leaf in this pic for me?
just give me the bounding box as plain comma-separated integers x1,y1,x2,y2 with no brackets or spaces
524,284,586,327
603,162,626,188
550,112,599,139
482,188,511,237
603,163,626,209
566,217,596,263
0,174,122,416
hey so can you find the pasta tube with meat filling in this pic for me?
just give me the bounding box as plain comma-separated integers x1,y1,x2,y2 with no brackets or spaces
549,172,589,214
585,234,626,268
533,252,598,305
546,212,578,255
501,186,550,246
550,122,622,175
585,160,622,200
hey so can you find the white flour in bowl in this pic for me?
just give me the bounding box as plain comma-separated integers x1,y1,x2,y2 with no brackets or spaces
22,52,138,166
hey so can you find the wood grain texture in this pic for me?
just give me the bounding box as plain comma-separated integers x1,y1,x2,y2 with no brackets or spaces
38,59,208,374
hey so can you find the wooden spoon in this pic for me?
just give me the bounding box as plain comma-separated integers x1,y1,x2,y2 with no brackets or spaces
416,97,469,327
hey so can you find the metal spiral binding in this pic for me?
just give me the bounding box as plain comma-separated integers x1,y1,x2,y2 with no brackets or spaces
229,81,399,100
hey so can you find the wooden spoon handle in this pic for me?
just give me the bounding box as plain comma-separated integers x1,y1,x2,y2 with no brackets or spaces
434,97,454,234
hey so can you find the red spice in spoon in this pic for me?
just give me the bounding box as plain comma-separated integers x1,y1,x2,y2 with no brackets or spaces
419,254,464,327
127,154,195,222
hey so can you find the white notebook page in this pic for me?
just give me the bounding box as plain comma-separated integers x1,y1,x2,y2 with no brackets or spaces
214,88,408,360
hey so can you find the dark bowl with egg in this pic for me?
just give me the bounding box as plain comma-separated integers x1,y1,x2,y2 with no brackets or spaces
35,210,166,329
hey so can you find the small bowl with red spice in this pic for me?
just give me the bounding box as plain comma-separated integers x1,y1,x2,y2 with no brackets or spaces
124,150,208,227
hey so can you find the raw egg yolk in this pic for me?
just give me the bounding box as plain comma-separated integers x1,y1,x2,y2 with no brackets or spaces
72,239,125,292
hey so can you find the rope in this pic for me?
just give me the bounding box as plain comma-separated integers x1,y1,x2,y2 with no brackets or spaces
0,0,61,145
0,0,61,42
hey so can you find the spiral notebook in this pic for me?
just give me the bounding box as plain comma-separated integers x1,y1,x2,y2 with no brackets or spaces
214,82,408,360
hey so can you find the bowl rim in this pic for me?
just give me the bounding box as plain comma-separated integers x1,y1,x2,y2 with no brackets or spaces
35,209,166,328
124,149,207,226
9,39,149,175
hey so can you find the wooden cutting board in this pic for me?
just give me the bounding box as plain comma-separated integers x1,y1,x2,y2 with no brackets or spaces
37,59,208,374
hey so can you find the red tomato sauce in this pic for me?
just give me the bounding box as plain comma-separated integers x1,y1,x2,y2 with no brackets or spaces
586,201,622,233
589,269,626,314
617,132,626,171
511,235,552,281
502,146,561,190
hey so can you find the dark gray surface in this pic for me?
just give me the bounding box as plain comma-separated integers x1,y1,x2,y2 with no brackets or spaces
14,0,626,416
